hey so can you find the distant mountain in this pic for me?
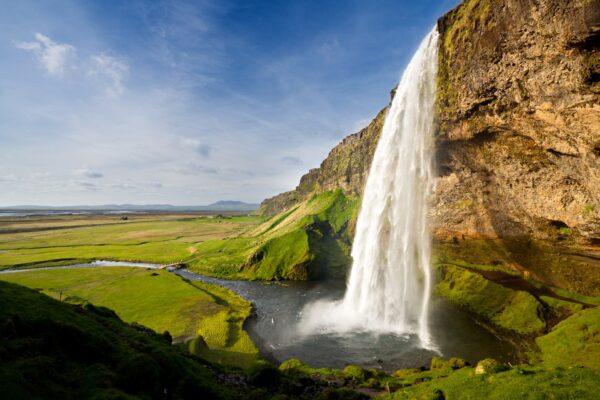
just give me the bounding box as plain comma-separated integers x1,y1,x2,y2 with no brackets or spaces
0,201,259,213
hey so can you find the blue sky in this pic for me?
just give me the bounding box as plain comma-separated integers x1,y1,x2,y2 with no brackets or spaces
0,0,458,206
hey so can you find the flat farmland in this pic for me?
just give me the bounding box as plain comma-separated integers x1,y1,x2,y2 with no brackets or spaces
0,213,264,269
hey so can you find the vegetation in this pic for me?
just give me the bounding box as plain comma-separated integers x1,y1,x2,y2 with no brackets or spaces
0,266,258,368
0,280,238,399
384,364,600,400
188,190,359,280
536,307,600,370
0,213,263,270
435,265,546,335
278,354,600,399
0,280,374,399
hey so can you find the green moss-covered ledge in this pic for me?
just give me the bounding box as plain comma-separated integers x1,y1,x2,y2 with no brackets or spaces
435,265,546,336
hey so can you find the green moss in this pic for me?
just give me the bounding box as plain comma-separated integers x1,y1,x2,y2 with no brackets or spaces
558,227,572,236
343,365,367,382
582,203,596,217
279,358,344,380
536,307,600,370
540,295,584,316
474,358,508,374
436,265,546,335
430,357,467,371
241,229,313,280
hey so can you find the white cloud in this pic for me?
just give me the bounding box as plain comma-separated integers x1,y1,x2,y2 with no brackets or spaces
15,33,76,75
178,137,212,157
88,53,129,98
73,168,103,179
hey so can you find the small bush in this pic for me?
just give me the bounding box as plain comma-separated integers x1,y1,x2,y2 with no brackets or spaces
248,360,282,386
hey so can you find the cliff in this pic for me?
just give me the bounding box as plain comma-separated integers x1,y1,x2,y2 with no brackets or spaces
434,0,600,243
259,0,600,293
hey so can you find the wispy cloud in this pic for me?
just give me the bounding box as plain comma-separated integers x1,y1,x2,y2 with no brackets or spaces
165,162,217,175
15,33,76,75
108,182,136,190
88,53,129,98
73,168,103,179
179,137,212,157
281,156,303,166
76,181,99,191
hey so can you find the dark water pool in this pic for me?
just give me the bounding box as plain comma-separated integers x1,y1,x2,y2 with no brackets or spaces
176,270,517,371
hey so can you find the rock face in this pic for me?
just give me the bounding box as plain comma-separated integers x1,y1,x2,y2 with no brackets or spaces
260,0,600,292
434,0,600,243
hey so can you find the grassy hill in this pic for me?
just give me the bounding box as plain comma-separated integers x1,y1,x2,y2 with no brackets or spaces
0,267,258,369
0,280,239,399
187,190,359,280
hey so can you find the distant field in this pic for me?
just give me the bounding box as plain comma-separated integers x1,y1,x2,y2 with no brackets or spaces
0,266,258,368
0,213,264,269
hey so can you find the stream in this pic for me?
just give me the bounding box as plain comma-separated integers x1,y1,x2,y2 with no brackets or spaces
2,261,517,371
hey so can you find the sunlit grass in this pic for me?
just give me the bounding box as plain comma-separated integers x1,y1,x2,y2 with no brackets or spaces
0,214,264,269
0,266,258,368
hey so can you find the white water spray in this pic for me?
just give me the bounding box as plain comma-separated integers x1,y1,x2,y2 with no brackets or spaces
300,28,439,349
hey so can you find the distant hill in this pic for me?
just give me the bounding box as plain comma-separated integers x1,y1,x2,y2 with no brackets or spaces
1,201,259,213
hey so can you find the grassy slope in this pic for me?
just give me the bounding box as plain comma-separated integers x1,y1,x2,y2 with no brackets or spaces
536,306,600,370
0,280,237,399
0,214,262,269
0,267,258,368
188,190,359,280
280,357,600,400
386,365,600,400
435,265,546,335
0,281,373,400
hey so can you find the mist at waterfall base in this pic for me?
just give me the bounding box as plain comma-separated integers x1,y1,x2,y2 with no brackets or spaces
299,27,439,353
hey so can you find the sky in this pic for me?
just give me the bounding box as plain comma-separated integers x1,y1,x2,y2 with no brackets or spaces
0,0,458,206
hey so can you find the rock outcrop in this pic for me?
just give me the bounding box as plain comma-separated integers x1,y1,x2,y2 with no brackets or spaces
434,0,600,243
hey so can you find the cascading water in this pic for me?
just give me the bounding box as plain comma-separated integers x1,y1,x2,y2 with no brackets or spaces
299,27,439,350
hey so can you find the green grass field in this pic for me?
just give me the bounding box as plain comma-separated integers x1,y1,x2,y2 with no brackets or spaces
0,213,263,269
0,266,258,368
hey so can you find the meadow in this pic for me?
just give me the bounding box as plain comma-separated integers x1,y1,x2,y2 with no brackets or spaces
0,213,264,368
0,266,258,368
0,213,263,269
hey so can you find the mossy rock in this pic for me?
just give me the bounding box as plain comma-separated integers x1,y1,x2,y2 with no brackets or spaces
430,357,467,370
436,265,546,335
342,365,367,382
474,358,508,375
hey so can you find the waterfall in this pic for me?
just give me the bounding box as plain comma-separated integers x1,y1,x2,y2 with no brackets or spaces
299,27,439,350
